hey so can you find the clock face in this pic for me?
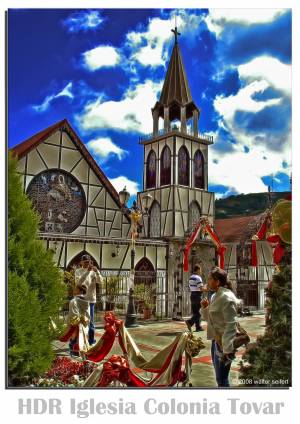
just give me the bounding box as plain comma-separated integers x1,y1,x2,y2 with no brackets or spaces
26,170,86,233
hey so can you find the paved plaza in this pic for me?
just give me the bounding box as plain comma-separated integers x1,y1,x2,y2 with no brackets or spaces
54,313,265,388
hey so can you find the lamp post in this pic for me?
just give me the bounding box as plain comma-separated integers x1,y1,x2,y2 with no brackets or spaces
118,187,152,327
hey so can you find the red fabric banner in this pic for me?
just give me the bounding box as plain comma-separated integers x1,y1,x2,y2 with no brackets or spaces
251,219,269,266
204,223,226,270
59,325,78,342
183,220,226,272
183,222,202,272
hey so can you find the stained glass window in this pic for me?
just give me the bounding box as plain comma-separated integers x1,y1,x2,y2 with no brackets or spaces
160,146,171,186
188,201,201,231
194,150,204,189
26,170,86,233
146,150,156,189
149,201,161,238
178,146,189,186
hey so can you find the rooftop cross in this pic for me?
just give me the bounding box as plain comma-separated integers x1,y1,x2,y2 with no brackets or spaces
171,26,181,44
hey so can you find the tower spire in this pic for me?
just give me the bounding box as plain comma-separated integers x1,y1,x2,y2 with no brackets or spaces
151,26,200,137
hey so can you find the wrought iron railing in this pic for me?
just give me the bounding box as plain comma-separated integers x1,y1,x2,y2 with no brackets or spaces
139,127,213,143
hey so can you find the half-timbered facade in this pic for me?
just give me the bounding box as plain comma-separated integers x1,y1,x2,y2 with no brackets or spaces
11,29,217,320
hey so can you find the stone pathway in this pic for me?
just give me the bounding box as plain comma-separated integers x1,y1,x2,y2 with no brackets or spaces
53,314,265,387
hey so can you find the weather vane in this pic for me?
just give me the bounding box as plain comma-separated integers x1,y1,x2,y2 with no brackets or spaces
171,14,181,44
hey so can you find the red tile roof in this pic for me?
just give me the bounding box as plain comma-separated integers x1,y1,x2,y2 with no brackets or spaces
10,119,126,213
215,215,260,243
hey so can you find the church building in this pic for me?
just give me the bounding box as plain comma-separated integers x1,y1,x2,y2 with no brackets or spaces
11,28,217,319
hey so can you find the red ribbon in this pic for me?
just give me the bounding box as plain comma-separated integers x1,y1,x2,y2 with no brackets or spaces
204,223,226,270
85,312,122,362
267,235,285,264
183,221,226,272
59,325,78,342
183,222,202,272
251,215,285,266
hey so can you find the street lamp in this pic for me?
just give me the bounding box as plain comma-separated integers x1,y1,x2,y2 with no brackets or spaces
118,187,152,327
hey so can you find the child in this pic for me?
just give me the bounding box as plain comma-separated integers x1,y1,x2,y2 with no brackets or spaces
68,284,90,356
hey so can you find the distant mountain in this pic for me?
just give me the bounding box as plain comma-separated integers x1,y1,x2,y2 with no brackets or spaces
215,192,290,219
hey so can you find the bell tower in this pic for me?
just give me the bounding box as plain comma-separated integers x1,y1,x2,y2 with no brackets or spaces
137,26,215,240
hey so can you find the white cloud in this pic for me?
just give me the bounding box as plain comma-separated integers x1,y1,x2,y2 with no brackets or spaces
208,143,291,196
32,82,73,113
82,45,121,71
109,176,140,197
126,11,204,68
86,137,128,162
78,79,162,133
206,9,286,36
238,56,291,94
62,10,104,33
214,79,281,125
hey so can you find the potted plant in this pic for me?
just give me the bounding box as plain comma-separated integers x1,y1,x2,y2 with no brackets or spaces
105,276,121,311
134,283,156,319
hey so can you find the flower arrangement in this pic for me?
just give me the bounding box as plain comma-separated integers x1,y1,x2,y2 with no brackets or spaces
33,356,97,387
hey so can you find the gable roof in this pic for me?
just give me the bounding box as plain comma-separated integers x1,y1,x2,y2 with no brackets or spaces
215,214,265,244
11,119,125,211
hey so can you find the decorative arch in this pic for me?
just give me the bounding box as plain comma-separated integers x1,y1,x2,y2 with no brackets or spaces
149,200,161,238
146,150,156,189
194,150,204,189
134,257,156,286
67,250,99,272
178,146,190,186
188,201,202,230
160,145,171,186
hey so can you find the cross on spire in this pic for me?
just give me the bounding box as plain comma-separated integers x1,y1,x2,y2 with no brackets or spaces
171,26,181,44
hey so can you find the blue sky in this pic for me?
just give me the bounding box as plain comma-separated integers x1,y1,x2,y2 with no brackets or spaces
8,8,291,199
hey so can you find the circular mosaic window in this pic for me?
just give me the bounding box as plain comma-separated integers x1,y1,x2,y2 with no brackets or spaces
26,169,86,233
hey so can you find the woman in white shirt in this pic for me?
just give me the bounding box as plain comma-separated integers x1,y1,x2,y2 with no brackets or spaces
201,267,241,387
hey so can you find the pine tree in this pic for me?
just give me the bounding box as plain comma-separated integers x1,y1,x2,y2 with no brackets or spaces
8,153,66,385
239,247,291,386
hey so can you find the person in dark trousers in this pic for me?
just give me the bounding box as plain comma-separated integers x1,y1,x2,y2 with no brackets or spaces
185,264,206,332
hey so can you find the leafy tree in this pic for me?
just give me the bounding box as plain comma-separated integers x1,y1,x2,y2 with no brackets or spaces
8,153,66,385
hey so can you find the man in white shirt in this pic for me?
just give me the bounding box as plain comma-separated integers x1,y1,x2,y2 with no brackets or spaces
75,254,104,345
185,264,206,331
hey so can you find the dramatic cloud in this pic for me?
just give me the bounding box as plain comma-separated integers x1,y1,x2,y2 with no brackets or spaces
82,45,121,70
206,9,286,36
238,56,291,94
208,144,290,196
32,82,73,113
109,176,140,197
126,10,205,68
77,79,162,133
126,16,178,67
62,10,104,33
214,80,281,126
86,137,128,163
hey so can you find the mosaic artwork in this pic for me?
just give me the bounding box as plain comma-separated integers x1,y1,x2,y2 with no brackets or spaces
27,170,86,233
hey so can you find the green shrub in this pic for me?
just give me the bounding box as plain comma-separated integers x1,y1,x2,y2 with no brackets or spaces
8,153,66,385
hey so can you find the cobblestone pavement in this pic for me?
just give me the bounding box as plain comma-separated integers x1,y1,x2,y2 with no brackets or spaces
53,314,265,388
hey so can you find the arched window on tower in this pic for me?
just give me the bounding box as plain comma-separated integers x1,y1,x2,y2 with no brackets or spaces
149,201,161,238
160,145,171,186
178,146,189,186
146,150,156,189
188,201,202,232
194,150,204,189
